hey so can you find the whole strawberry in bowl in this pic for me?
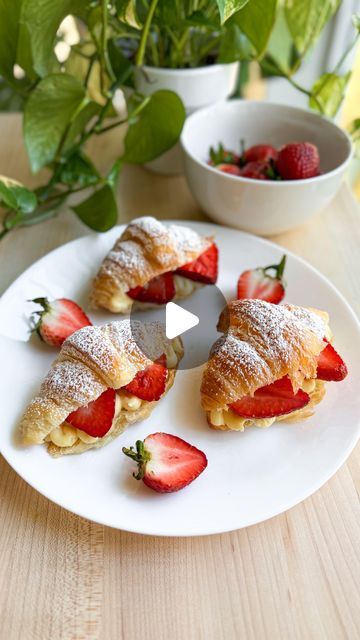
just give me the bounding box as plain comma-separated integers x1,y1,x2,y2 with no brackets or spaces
181,100,352,235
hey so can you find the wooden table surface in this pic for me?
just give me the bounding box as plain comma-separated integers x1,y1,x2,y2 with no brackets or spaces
0,114,359,640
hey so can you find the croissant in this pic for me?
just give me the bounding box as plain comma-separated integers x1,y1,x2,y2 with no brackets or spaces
19,320,183,456
90,216,216,312
201,299,343,432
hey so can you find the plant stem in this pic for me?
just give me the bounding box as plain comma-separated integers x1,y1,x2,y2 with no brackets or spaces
95,117,128,135
84,54,96,87
270,58,323,112
135,0,159,66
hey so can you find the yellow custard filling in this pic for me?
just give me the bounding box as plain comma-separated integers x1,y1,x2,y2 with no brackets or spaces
48,338,182,448
208,379,320,432
107,274,203,312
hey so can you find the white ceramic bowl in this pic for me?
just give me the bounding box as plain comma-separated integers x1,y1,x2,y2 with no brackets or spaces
181,100,352,235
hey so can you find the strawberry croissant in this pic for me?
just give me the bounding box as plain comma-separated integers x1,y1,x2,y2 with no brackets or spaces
201,299,347,432
19,320,183,456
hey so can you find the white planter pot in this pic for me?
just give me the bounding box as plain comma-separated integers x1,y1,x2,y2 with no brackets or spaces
134,62,240,175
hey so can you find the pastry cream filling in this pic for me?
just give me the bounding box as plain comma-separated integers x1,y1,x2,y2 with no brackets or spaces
209,378,319,431
108,274,203,312
48,340,182,448
173,275,203,298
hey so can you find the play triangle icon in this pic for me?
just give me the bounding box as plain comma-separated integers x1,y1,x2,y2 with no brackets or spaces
165,302,199,340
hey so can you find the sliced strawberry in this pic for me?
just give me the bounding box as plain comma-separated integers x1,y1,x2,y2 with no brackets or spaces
317,341,348,381
122,432,207,493
124,354,167,401
239,161,270,180
237,255,286,304
243,144,278,164
66,388,116,437
216,163,242,176
127,272,175,305
31,297,92,347
230,376,309,419
175,242,218,284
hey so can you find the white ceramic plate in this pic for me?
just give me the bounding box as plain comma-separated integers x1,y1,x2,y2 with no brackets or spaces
0,222,359,536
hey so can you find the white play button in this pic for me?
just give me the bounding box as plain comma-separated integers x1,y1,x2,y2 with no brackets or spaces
165,301,199,340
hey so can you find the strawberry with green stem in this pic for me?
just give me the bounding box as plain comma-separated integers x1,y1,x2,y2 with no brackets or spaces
30,297,92,347
123,432,207,493
237,255,287,304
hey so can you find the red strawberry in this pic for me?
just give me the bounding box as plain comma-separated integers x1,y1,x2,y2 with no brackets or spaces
243,144,278,164
230,376,309,419
317,341,348,381
175,242,218,284
127,272,175,305
31,297,92,347
276,142,320,180
124,354,167,401
237,254,286,304
216,163,242,176
66,388,116,437
239,161,270,180
122,432,207,493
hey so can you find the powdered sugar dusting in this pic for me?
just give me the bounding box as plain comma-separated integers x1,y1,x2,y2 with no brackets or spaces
96,217,208,283
42,360,106,404
105,241,148,273
204,299,327,407
168,223,207,253
211,332,272,383
229,299,325,364
64,325,116,376
130,216,165,237
283,304,326,338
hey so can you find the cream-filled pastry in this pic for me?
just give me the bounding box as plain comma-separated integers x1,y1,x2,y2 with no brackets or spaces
90,216,218,312
201,299,347,431
19,320,183,456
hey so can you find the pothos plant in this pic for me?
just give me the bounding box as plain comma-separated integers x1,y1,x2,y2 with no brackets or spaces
0,0,359,240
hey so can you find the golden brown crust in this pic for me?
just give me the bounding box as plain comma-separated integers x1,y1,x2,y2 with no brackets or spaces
201,300,327,413
19,320,182,450
90,217,210,312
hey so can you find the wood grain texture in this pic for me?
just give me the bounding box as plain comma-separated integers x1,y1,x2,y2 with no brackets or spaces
0,113,359,640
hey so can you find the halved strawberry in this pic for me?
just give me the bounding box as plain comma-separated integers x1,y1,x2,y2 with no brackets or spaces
124,354,167,401
175,242,218,284
127,272,175,305
122,432,207,493
66,388,116,437
237,255,287,304
317,341,348,381
239,161,270,181
31,297,92,347
230,376,309,419
216,163,242,176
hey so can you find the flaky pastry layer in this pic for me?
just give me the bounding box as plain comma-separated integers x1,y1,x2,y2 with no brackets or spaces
90,216,210,312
